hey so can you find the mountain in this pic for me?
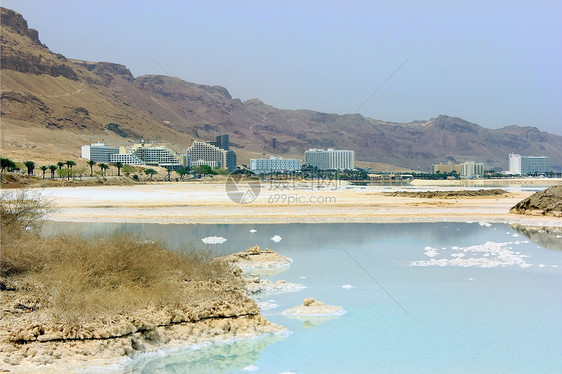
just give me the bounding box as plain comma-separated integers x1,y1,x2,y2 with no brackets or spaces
2,7,561,171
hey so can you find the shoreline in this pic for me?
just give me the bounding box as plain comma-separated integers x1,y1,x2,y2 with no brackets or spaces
0,246,296,374
34,182,561,227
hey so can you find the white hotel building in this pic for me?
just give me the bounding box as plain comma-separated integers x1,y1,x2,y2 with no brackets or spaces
508,153,550,175
304,149,355,170
250,157,301,174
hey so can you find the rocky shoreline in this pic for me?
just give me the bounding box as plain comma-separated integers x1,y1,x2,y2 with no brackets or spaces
0,247,296,373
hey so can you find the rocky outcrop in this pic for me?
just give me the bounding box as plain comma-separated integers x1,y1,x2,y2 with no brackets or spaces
0,7,46,47
219,245,293,275
1,7,77,80
70,59,135,84
510,185,562,217
0,250,287,372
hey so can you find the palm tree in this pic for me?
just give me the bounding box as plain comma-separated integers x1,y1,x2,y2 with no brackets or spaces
87,160,96,177
1,158,16,173
112,162,123,176
40,165,48,179
65,160,76,181
56,161,65,178
24,161,35,176
98,163,109,177
48,165,57,179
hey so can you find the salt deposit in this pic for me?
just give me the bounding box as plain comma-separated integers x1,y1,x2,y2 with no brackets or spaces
258,301,279,311
246,279,306,298
282,298,346,317
201,236,227,244
411,241,538,268
220,246,293,276
270,235,282,242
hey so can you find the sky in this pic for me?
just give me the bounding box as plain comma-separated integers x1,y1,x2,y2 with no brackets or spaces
3,0,561,134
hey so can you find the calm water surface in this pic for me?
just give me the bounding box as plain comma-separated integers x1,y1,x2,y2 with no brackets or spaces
43,222,562,374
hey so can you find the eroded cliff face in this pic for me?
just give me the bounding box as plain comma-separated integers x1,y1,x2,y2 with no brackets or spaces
0,8,77,80
510,185,562,217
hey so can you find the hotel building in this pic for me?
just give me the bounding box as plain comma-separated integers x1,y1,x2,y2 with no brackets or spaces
304,149,355,170
185,135,236,170
508,154,550,175
250,157,301,174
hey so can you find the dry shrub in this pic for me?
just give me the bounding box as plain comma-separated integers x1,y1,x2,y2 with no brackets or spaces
1,190,239,323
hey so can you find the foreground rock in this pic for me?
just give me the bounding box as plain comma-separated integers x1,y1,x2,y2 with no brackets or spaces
282,298,345,317
510,185,562,217
220,246,293,276
0,257,287,373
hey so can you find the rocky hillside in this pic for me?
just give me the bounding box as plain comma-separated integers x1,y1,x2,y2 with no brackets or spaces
510,185,562,217
2,6,562,170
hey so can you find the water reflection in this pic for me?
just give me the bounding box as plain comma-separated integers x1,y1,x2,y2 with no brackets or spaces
42,221,485,256
123,334,285,374
511,224,562,250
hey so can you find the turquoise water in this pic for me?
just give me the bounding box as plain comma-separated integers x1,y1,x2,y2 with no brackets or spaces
44,222,562,373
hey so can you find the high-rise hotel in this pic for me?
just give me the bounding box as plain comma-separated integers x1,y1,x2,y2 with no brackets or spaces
304,149,355,170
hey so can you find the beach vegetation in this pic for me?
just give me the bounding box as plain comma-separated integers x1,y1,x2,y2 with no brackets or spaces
0,190,239,324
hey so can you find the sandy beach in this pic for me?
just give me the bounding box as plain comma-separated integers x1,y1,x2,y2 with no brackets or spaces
41,180,562,227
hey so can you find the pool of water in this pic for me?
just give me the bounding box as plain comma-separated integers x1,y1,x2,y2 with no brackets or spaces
44,222,562,373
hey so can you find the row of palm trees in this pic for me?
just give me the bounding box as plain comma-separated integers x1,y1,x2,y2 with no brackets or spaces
3,156,161,181
86,160,119,177
14,159,123,180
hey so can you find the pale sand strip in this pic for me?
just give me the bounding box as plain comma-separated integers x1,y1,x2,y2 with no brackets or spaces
38,182,562,227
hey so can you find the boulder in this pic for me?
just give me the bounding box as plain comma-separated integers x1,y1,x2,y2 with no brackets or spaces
510,185,562,217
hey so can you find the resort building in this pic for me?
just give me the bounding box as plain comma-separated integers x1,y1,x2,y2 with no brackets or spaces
81,142,119,163
82,141,184,169
250,157,302,174
185,135,236,170
508,153,550,175
109,153,143,165
130,143,183,169
433,160,484,178
460,161,484,179
304,149,355,170
432,161,462,175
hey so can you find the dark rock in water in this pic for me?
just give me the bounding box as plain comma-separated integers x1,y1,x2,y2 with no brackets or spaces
510,185,562,217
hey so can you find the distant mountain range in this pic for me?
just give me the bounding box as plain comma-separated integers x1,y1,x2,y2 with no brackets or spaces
1,7,561,171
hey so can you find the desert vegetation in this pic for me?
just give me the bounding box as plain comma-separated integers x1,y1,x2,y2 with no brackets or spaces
0,189,249,327
0,190,282,368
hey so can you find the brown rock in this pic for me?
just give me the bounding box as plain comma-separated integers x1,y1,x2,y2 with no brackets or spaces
510,185,562,217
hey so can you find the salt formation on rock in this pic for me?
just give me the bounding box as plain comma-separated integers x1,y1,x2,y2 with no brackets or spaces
282,298,346,317
220,245,293,275
219,246,304,297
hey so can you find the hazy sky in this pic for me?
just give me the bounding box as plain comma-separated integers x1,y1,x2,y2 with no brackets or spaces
4,0,561,134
